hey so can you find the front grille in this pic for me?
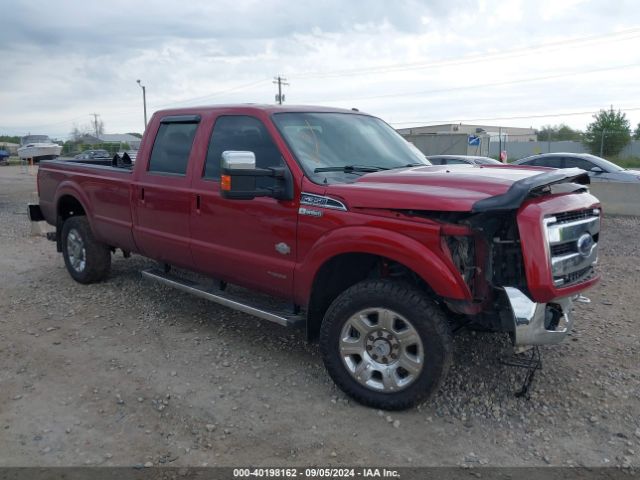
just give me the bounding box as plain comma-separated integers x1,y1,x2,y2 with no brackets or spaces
553,209,598,224
555,266,596,287
544,209,600,287
550,242,575,256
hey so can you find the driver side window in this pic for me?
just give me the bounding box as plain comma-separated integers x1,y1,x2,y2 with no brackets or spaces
203,115,283,179
563,157,595,171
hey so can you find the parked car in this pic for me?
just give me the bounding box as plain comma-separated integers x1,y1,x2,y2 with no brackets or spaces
0,149,9,165
512,153,640,182
30,105,601,410
427,155,503,166
73,149,111,160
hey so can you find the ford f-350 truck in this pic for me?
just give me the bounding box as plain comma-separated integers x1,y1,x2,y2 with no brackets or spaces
30,105,600,409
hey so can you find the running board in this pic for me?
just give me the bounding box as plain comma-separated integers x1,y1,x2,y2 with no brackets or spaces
141,268,304,328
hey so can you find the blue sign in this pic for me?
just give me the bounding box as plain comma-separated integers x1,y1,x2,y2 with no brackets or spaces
468,135,480,146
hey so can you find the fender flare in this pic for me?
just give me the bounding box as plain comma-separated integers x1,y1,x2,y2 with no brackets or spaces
54,182,95,245
294,225,471,305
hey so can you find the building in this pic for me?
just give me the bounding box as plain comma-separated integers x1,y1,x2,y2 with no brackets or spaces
397,124,537,142
77,133,142,150
397,123,537,158
0,142,19,155
99,134,142,150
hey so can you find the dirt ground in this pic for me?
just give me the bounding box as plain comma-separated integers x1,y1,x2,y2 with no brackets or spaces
0,165,638,468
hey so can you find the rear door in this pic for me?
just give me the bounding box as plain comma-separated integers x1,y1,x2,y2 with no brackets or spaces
189,114,298,298
132,115,200,269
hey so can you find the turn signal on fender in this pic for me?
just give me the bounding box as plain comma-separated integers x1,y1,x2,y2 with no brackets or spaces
221,175,231,191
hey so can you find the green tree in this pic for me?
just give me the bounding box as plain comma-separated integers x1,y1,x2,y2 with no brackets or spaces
0,135,21,144
537,124,582,141
634,123,640,140
583,107,631,157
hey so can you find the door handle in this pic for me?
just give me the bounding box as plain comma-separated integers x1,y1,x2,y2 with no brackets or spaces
195,194,201,212
140,187,145,204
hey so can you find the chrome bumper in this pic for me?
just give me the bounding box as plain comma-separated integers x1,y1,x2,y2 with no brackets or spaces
504,287,573,346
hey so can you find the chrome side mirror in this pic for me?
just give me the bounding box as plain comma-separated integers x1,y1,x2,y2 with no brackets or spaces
220,150,293,201
221,150,256,170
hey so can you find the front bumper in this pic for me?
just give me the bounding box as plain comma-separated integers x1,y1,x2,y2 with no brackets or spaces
504,287,573,346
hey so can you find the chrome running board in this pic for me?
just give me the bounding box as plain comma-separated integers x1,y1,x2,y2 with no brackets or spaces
141,268,304,328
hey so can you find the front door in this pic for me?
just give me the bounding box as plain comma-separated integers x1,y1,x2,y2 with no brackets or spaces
190,114,298,298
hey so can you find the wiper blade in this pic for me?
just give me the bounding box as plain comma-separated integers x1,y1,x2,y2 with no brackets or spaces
314,165,389,173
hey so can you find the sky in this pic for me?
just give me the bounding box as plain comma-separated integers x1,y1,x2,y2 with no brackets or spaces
1,0,640,140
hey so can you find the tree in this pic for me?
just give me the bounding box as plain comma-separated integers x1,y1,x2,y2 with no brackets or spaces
634,123,640,140
0,135,21,144
583,107,631,157
537,124,582,142
70,117,105,142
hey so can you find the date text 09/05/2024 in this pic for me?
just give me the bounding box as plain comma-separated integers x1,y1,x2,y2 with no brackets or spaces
233,467,400,478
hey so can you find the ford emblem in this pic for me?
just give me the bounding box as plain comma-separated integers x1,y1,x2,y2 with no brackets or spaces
576,233,594,257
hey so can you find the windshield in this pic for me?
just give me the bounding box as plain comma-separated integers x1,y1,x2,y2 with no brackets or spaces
584,154,624,172
272,112,430,183
21,135,51,145
473,157,502,165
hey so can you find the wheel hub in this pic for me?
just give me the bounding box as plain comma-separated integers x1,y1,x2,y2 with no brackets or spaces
339,307,424,392
365,330,399,364
66,228,86,272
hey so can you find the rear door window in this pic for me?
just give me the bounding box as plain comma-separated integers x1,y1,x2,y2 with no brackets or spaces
534,157,563,168
148,121,199,175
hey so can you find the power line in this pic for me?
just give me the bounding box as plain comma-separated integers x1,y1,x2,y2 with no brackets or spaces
313,62,640,104
290,27,640,79
273,75,289,104
151,78,271,109
390,106,640,126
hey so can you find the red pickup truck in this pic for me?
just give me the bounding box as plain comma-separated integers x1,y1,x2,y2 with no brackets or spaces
31,105,600,409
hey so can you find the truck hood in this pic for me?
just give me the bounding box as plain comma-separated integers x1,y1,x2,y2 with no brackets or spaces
326,164,589,212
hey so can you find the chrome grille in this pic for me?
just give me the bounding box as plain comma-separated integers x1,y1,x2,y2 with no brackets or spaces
553,209,599,224
544,209,600,287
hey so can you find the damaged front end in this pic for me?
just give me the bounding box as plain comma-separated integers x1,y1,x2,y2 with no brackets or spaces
422,168,601,346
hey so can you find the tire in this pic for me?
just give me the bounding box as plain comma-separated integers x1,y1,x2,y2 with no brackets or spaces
61,216,111,284
319,279,452,410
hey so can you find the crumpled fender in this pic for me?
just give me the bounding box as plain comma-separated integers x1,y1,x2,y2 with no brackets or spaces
294,225,471,305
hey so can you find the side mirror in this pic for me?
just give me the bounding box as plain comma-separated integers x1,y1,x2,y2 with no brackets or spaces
590,166,604,174
220,150,293,201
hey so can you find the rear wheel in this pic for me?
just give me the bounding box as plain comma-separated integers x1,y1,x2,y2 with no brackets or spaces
61,216,111,284
320,279,452,410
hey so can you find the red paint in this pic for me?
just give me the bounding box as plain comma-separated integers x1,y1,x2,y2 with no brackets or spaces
37,104,600,312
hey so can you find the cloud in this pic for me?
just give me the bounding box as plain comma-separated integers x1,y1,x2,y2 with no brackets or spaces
1,0,639,137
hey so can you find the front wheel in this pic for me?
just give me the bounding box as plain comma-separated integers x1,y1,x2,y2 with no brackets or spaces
319,279,452,410
61,216,111,284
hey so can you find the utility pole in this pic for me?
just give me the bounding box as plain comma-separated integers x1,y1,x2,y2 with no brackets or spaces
273,75,289,105
137,79,148,129
90,113,100,139
599,130,606,157
498,127,502,162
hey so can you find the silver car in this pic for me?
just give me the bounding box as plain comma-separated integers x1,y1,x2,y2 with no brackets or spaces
512,153,640,182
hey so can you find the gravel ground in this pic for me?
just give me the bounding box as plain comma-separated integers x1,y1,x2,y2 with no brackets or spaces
0,165,638,468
